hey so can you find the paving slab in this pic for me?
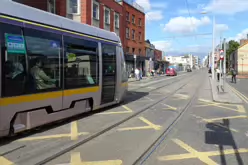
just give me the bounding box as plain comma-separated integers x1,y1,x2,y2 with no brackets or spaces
209,77,242,104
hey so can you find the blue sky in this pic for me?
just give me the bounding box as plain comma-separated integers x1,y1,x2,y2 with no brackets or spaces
135,0,248,59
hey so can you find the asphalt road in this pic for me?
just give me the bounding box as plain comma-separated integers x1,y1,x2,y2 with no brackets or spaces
0,70,193,165
3,70,247,165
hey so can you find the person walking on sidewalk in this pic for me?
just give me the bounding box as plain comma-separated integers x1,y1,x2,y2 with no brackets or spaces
230,67,237,83
135,68,140,81
216,68,220,81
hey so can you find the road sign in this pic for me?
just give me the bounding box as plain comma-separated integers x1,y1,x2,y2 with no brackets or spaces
134,54,136,59
220,55,224,60
220,50,224,53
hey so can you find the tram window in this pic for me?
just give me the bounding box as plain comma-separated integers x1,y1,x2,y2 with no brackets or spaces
102,44,116,75
63,35,98,89
0,23,27,97
120,48,128,82
23,28,62,92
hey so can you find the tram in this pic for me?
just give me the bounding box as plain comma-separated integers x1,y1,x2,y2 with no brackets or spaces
0,0,128,137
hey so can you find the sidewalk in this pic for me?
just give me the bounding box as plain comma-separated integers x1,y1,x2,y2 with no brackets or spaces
209,76,242,104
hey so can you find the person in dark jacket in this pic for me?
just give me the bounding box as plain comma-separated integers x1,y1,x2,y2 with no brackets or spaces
230,67,237,83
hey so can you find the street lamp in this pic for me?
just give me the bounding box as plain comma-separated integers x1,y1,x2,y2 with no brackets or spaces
201,9,215,80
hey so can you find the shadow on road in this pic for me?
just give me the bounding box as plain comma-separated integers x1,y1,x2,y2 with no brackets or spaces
205,119,244,165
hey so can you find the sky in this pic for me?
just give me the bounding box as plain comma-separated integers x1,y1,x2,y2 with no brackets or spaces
135,0,248,59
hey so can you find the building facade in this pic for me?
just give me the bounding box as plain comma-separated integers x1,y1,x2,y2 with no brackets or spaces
230,42,248,75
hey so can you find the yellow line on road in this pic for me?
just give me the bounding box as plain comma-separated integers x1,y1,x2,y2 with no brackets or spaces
158,139,248,164
98,105,133,115
122,105,132,112
0,156,13,165
70,152,123,165
117,117,161,131
205,115,248,122
191,115,239,132
71,121,79,141
228,84,248,104
197,99,246,113
139,117,161,130
161,103,177,110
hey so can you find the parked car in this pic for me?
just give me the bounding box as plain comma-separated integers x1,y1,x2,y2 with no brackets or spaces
166,68,177,76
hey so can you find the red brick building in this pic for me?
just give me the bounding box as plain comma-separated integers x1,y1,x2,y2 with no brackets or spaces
154,49,162,61
122,1,145,57
13,0,124,46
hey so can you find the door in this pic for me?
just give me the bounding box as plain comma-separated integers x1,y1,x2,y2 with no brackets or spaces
101,44,116,104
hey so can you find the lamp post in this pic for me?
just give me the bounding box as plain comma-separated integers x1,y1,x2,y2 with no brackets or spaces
201,7,215,80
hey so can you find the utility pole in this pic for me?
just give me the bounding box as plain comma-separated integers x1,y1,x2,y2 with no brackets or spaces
223,38,226,91
211,14,215,80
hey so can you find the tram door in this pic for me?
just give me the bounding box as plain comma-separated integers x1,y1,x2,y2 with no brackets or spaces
101,44,116,104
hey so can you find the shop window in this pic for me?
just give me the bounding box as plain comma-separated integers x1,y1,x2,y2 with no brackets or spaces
67,0,80,14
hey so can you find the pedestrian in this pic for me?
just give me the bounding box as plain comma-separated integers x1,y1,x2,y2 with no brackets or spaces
216,68,220,81
135,68,139,81
230,67,237,83
139,68,142,80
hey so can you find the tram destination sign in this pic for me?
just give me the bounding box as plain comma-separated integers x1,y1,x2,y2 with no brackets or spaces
5,33,26,54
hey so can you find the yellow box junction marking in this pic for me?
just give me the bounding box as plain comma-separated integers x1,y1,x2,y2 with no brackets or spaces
202,115,248,122
228,84,248,104
172,94,189,100
161,103,177,111
191,115,239,132
18,121,89,142
197,99,246,113
70,152,123,165
98,105,133,115
0,156,13,165
117,117,162,131
158,139,248,165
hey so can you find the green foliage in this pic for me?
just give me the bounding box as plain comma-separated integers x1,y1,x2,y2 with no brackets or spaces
178,63,183,66
226,40,240,67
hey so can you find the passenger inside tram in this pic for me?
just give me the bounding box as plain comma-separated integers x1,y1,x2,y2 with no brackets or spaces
30,57,57,90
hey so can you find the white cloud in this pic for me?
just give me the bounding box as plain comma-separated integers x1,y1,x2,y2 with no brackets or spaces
216,24,229,32
204,0,248,15
228,28,248,41
152,41,173,52
135,0,165,21
163,16,211,34
135,0,151,11
146,11,163,21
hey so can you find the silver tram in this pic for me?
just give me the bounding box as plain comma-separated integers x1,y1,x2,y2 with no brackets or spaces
0,0,128,137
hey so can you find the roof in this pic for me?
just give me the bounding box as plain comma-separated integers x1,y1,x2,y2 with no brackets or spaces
1,0,120,42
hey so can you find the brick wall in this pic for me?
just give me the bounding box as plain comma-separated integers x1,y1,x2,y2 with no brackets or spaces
123,2,145,56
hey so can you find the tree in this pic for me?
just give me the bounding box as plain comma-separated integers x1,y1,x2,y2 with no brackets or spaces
178,63,183,66
226,40,240,67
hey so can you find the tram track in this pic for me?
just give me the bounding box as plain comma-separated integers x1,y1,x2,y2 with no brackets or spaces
133,71,205,165
35,72,198,165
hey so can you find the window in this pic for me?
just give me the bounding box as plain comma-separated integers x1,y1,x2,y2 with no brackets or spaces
132,15,135,23
93,2,99,20
126,12,130,21
1,23,26,97
139,32,141,41
132,29,135,40
67,0,80,14
126,47,129,53
47,0,56,14
139,49,142,55
24,28,62,92
132,48,135,54
104,7,110,24
63,36,98,89
126,27,130,38
114,13,119,28
138,18,142,26
120,48,128,82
